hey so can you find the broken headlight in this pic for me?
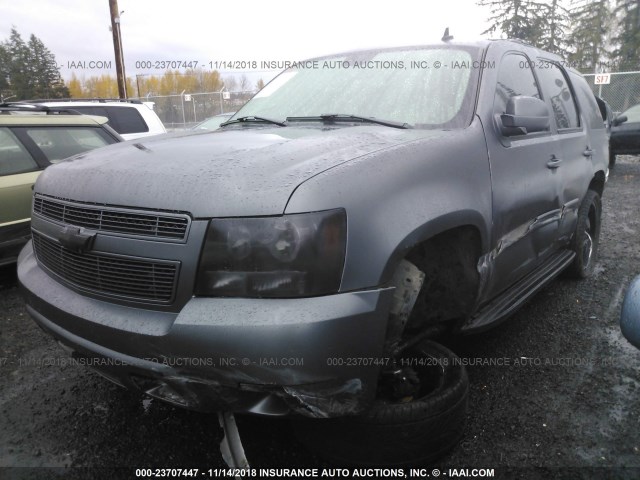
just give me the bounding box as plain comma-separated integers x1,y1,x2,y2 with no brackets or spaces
195,209,346,298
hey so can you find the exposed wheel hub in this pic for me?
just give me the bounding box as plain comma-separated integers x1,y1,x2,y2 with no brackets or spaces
381,366,421,401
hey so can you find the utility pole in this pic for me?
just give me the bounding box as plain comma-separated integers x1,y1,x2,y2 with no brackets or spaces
109,0,127,99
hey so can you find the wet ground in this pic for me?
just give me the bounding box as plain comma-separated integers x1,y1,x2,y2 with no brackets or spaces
1,157,640,480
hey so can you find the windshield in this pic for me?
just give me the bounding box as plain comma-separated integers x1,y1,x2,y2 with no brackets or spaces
232,46,481,129
195,114,233,130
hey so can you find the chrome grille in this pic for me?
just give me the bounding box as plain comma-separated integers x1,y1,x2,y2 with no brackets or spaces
32,232,179,303
33,195,190,240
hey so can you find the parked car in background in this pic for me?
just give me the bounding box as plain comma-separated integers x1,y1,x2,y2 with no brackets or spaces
595,96,613,134
610,103,640,167
621,275,640,349
18,39,608,466
21,99,166,140
192,112,235,131
595,97,617,168
0,105,122,265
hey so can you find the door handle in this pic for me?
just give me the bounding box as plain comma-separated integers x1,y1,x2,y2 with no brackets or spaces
547,155,562,169
583,148,593,157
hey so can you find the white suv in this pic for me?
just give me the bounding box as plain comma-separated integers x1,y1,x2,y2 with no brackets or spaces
26,99,166,140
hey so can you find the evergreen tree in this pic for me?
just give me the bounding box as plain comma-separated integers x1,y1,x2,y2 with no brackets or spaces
537,0,571,57
0,43,10,101
5,28,32,100
27,34,68,98
568,0,612,73
478,0,549,45
611,0,640,71
1,27,69,100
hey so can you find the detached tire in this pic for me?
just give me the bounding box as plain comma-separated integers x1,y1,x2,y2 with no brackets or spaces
293,340,468,466
566,189,601,279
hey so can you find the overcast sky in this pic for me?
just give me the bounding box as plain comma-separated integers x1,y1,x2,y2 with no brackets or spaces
1,0,493,87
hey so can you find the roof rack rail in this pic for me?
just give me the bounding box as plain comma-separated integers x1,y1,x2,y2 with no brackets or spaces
22,98,143,104
0,102,83,115
503,38,535,48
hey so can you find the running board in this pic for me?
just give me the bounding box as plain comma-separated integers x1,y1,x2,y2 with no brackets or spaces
461,250,575,334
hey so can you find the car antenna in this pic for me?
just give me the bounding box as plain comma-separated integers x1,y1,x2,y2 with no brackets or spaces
442,27,454,42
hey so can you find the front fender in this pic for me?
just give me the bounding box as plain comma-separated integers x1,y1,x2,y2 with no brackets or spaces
285,119,492,291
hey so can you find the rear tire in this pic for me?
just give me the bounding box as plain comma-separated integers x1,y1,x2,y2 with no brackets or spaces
566,189,601,279
293,340,468,466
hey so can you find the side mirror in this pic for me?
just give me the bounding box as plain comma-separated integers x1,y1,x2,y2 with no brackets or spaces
500,96,550,136
621,275,640,350
613,115,628,127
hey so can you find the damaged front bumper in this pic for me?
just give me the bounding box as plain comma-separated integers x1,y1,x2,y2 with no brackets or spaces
18,243,394,418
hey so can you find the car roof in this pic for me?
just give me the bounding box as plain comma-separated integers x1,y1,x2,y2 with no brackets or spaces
33,100,153,110
306,39,564,65
23,98,143,104
0,114,109,126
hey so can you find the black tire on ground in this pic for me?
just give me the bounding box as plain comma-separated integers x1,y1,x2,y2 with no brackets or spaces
609,151,616,168
566,189,602,279
292,340,469,466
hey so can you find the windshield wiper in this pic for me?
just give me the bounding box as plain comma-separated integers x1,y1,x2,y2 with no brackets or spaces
286,114,411,129
220,115,287,127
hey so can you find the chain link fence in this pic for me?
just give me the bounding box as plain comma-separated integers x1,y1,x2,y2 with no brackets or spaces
134,90,256,131
584,71,640,115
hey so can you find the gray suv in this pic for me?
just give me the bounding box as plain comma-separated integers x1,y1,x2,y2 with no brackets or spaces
18,39,608,465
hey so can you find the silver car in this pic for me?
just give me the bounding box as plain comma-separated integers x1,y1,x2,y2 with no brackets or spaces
18,39,609,465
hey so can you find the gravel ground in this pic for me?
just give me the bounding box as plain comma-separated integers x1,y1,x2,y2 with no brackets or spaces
1,157,640,480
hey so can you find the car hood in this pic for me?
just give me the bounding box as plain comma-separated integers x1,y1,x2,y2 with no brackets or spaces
35,125,441,217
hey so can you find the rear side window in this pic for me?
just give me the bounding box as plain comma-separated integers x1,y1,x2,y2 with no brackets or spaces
105,106,149,134
536,62,580,130
69,106,149,134
0,128,38,176
494,54,542,117
25,127,115,163
570,72,605,130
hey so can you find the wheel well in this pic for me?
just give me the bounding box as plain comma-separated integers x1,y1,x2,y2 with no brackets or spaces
589,171,606,198
404,226,482,331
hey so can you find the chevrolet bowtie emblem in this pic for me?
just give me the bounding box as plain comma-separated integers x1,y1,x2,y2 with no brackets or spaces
58,226,96,253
